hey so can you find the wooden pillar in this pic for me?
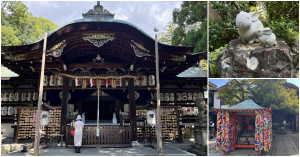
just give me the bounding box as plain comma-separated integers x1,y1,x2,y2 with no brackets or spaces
128,78,137,141
233,113,237,152
60,76,69,141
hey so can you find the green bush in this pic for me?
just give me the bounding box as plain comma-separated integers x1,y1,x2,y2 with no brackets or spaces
209,44,228,78
266,18,299,46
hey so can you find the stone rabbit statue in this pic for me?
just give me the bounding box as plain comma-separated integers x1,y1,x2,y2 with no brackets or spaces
236,11,264,44
256,28,277,47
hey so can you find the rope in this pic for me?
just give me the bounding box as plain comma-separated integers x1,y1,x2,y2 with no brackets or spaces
58,73,138,79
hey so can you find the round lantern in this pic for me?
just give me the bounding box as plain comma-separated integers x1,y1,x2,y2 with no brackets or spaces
101,79,106,86
75,78,82,86
33,92,38,101
43,75,49,86
14,92,20,102
2,106,8,116
8,106,14,116
134,78,140,87
27,92,32,101
182,107,187,116
57,75,63,86
49,75,56,86
9,92,14,102
140,75,147,86
116,79,122,87
148,75,155,86
146,110,156,127
21,92,27,102
193,92,198,101
170,93,175,101
187,93,193,101
164,93,170,102
90,79,97,87
41,111,50,126
14,107,18,115
187,107,193,116
4,92,9,102
176,93,182,101
182,92,187,101
160,93,164,101
193,107,198,116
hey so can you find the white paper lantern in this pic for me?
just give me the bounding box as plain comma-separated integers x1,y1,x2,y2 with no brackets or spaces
49,75,56,86
21,92,27,102
182,107,187,116
140,75,147,86
176,93,182,101
41,111,50,126
134,78,140,87
75,78,82,86
170,93,175,101
148,75,155,86
193,107,198,116
27,92,32,101
116,79,122,87
14,92,20,102
33,92,38,101
90,79,97,87
187,107,193,116
164,93,170,102
187,93,193,101
14,107,18,115
57,75,63,86
193,92,198,101
182,92,187,101
2,106,8,116
147,110,156,127
9,92,14,102
8,106,14,116
43,75,49,86
160,93,164,101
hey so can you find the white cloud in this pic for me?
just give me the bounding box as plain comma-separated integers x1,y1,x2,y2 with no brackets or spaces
22,1,182,38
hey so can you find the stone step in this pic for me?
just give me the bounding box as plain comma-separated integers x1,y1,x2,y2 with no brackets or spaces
1,144,23,156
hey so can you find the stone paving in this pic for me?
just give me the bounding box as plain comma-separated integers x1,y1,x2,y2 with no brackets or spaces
4,142,196,156
209,130,299,156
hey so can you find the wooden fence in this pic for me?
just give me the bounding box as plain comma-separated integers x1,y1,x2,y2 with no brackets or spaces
66,126,131,147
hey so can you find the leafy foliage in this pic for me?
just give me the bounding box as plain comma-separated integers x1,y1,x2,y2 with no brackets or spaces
209,44,227,77
158,21,175,45
217,79,299,114
171,1,207,53
1,1,58,46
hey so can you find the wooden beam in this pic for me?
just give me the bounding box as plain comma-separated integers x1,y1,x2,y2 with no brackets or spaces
34,32,47,156
60,76,69,141
128,78,137,142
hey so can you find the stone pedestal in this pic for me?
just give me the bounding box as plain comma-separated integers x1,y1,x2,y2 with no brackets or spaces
216,38,294,78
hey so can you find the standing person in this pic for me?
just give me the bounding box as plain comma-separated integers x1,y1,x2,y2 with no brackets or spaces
209,120,215,139
74,115,84,153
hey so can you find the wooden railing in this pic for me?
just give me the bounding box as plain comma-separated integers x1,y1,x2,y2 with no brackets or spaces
66,126,131,147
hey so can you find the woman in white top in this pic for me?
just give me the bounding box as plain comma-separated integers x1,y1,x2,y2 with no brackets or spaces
74,115,84,153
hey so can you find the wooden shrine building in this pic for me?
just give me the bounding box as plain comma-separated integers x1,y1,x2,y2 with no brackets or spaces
1,2,207,147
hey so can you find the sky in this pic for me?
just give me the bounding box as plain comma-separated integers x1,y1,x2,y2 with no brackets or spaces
209,79,299,88
22,1,182,38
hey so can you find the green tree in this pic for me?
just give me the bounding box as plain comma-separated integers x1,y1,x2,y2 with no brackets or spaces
158,21,175,45
1,1,58,46
172,1,207,53
217,79,299,114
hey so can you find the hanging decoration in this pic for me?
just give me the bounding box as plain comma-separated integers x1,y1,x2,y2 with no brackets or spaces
255,109,272,153
130,40,151,57
59,73,138,80
216,110,233,153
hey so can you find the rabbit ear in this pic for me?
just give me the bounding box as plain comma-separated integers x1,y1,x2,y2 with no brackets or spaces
263,28,273,35
250,12,259,22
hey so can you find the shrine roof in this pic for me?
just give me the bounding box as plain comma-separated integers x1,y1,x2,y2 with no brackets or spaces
212,98,267,112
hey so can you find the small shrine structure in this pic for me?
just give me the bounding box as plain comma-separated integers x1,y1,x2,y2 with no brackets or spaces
212,96,272,154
